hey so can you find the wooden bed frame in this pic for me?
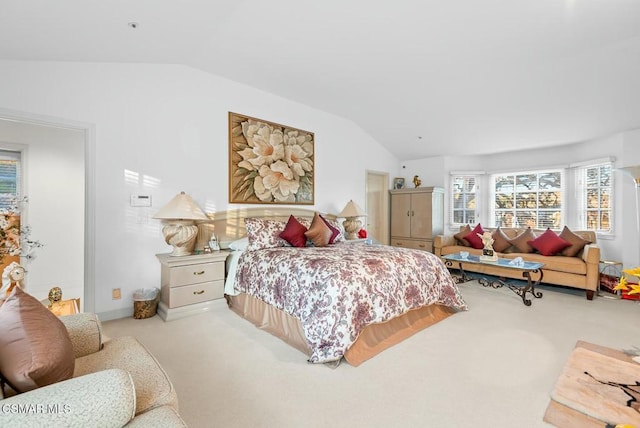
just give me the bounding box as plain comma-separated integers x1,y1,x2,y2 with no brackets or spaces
207,207,457,366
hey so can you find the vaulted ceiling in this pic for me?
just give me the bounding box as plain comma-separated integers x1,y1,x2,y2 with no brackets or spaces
2,0,639,160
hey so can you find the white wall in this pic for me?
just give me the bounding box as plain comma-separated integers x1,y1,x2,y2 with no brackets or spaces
0,60,399,319
402,135,638,266
0,121,85,304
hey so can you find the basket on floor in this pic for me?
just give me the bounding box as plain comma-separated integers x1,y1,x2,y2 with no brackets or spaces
133,288,160,319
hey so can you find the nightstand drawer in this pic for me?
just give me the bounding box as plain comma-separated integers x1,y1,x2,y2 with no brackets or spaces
169,279,224,308
169,262,224,287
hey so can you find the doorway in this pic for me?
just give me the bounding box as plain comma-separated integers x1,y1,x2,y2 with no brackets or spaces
365,170,389,245
0,109,95,312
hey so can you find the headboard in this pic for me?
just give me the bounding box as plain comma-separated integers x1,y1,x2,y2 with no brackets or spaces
196,207,337,249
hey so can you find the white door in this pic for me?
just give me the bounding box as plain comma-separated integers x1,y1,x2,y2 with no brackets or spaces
366,171,389,245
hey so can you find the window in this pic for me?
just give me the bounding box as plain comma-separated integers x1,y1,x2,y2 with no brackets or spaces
492,170,563,229
576,163,612,233
0,150,20,210
451,175,478,225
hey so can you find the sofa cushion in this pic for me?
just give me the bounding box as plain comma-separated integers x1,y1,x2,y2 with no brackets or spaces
507,227,537,253
528,228,572,256
559,226,592,257
501,253,587,275
464,223,485,249
491,227,512,252
0,287,75,393
454,224,472,247
74,336,177,415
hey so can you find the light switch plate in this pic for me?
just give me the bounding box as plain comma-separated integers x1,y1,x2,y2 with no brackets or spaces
130,195,152,207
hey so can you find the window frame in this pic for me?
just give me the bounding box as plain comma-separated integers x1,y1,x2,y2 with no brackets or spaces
0,150,21,211
449,172,481,228
574,161,613,235
490,168,565,230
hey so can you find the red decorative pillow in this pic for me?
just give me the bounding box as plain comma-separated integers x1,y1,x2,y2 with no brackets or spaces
454,225,472,247
491,227,512,252
464,224,485,249
319,214,340,244
527,228,571,256
279,215,308,248
559,226,592,257
507,227,537,253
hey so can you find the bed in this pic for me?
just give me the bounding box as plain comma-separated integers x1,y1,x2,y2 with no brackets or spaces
210,208,467,366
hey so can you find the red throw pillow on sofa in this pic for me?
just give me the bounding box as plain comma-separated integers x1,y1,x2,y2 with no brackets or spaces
527,228,571,256
464,223,485,249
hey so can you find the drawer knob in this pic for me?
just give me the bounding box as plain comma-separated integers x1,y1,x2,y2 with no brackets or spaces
193,271,205,275
193,290,205,295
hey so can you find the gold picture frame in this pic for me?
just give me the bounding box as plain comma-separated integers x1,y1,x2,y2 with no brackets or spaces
228,112,314,205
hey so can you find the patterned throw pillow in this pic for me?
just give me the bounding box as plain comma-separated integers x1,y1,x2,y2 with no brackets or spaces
279,215,308,248
0,287,75,393
244,218,287,251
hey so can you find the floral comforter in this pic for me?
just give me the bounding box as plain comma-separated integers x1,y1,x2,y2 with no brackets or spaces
233,243,468,363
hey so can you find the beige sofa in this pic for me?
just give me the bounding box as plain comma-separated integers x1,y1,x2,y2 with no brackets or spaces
0,313,186,427
434,227,600,300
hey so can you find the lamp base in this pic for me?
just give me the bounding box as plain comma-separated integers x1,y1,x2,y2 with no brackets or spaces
162,220,198,256
342,217,362,240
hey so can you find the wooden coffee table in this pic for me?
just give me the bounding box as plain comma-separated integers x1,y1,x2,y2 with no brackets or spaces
442,253,544,306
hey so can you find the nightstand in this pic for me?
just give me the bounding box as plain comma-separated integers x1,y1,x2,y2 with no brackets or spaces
41,298,80,316
156,251,230,321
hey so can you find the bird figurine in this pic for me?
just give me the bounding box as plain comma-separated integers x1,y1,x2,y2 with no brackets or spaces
413,175,422,188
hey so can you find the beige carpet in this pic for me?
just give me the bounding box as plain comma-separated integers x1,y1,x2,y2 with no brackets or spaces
103,282,640,428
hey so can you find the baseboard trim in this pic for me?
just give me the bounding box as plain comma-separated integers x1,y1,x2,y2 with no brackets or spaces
97,307,133,322
157,300,219,321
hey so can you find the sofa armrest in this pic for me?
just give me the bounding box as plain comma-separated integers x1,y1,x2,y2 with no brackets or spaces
582,244,601,292
58,313,103,358
0,369,136,428
434,235,456,256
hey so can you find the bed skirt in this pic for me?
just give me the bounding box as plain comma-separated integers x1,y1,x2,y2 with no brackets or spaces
226,293,457,366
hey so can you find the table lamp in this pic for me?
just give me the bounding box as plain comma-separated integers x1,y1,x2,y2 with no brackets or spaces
338,200,367,240
153,191,209,256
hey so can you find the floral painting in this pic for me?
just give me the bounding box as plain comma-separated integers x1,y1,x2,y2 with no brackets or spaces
228,112,314,204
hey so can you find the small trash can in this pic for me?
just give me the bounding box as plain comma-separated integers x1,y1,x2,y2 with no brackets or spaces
133,288,160,319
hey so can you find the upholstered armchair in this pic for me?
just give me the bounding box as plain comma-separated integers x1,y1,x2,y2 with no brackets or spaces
0,313,186,427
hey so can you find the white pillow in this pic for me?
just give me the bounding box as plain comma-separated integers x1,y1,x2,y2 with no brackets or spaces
229,237,249,251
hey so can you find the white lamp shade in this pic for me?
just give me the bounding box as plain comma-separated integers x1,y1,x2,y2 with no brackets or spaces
153,192,208,220
338,200,367,218
618,166,640,185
